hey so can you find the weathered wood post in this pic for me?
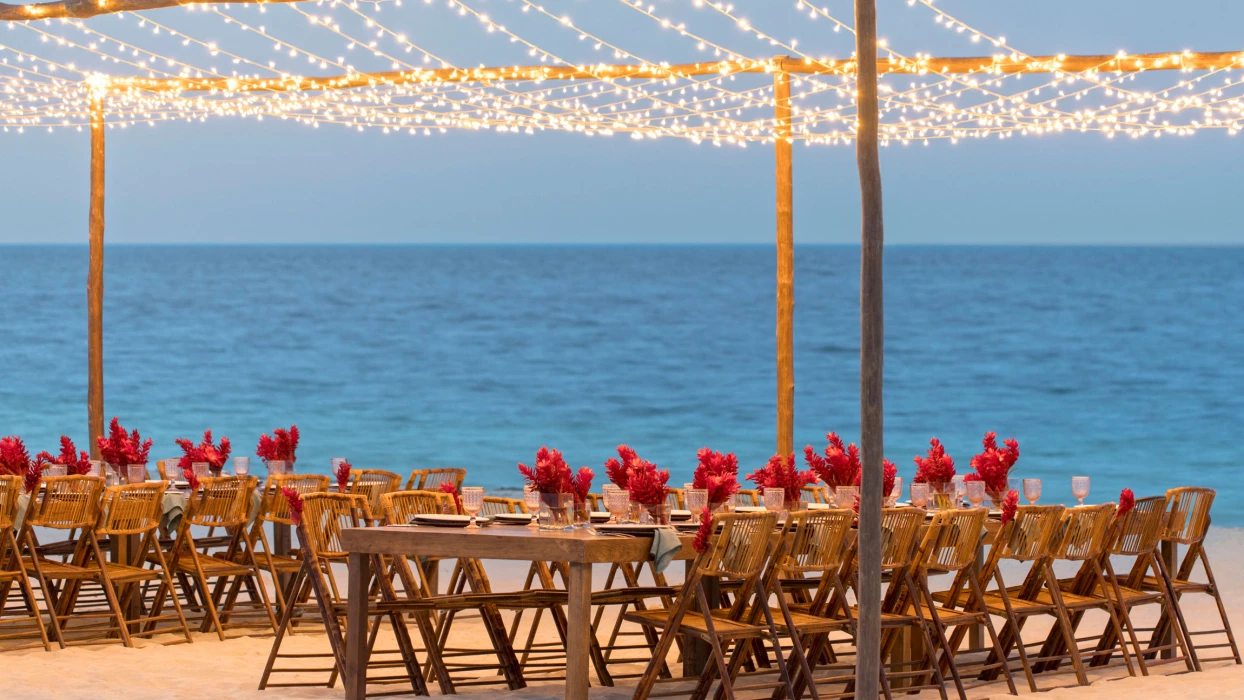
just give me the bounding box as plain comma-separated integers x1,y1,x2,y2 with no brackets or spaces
88,80,106,458
854,2,886,698
774,56,795,457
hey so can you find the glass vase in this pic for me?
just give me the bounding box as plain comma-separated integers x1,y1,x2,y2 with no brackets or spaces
538,492,574,530
708,500,732,515
266,460,289,476
641,502,671,525
928,482,956,511
573,501,592,527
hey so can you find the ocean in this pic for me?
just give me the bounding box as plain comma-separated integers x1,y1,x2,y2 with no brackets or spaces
1,245,1241,523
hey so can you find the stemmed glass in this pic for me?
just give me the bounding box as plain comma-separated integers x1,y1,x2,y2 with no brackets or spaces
606,489,631,523
684,488,708,521
1071,476,1090,506
966,480,986,510
887,477,903,507
1022,478,1042,506
952,475,967,509
761,488,785,513
461,487,484,529
233,457,250,477
523,485,541,529
910,483,930,511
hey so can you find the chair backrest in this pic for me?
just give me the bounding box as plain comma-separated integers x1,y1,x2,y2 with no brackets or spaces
585,493,604,512
185,476,256,528
801,484,826,504
916,508,988,573
0,475,20,531
259,474,330,525
348,469,402,513
1052,503,1115,561
666,488,685,510
300,493,365,560
877,507,927,570
774,509,855,576
734,489,760,507
380,489,454,525
1112,495,1168,556
405,468,466,491
480,496,520,516
26,475,105,530
1162,487,1215,545
698,511,777,579
995,504,1066,562
96,482,167,536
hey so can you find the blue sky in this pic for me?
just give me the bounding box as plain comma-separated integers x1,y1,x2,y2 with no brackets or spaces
1,0,1241,244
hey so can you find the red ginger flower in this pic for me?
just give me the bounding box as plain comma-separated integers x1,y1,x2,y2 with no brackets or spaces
804,433,862,489
692,508,714,554
283,487,304,525
96,418,152,466
968,431,1019,492
604,445,642,489
693,448,740,503
747,453,815,496
852,459,899,501
913,438,956,483
1000,490,1020,525
335,459,353,493
185,469,201,492
176,430,232,472
438,482,463,514
24,459,43,494
256,425,299,464
519,446,574,493
573,467,594,505
0,437,31,477
627,462,671,506
1116,488,1135,520
52,437,93,475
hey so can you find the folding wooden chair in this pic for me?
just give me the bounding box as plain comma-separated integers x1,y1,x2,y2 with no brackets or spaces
801,484,827,505
626,511,800,700
250,474,330,619
404,468,466,491
346,469,402,519
1144,487,1241,668
0,475,53,650
734,490,760,508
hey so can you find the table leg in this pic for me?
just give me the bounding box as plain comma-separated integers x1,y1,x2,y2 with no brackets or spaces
274,522,292,591
565,561,592,700
683,561,720,676
346,551,371,700
1161,540,1177,660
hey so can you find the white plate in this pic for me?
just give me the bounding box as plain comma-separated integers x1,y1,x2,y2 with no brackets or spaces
807,502,831,510
590,512,611,523
670,509,692,521
494,513,534,524
734,506,766,513
412,514,492,528
593,523,667,535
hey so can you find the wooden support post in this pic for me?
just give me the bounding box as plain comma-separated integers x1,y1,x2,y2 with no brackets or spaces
854,3,886,700
87,89,105,459
774,57,795,457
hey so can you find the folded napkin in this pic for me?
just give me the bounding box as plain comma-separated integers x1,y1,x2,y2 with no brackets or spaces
649,526,682,573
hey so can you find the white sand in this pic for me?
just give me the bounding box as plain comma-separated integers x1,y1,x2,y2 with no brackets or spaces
3,527,1242,699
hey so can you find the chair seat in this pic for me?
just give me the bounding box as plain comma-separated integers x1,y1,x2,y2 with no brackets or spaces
980,591,1057,615
101,561,164,583
591,586,677,606
245,551,302,573
23,557,94,580
1139,575,1211,594
1005,585,1107,611
175,553,260,577
1089,582,1162,604
846,605,919,625
624,608,771,640
766,608,851,634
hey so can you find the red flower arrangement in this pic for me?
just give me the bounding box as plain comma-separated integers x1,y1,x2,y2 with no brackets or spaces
24,458,43,494
176,430,232,475
804,433,861,489
96,418,153,466
627,461,671,506
1115,488,1135,520
604,445,645,489
335,459,353,493
573,466,594,505
747,453,815,496
46,437,92,475
283,487,304,525
0,436,31,477
852,459,899,501
1000,490,1020,525
912,438,956,484
518,446,574,493
256,425,299,464
438,482,463,514
692,507,714,554
185,469,201,492
692,448,740,504
965,432,1019,493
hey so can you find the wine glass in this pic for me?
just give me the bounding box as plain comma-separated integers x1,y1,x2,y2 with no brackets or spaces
834,485,859,509
1071,476,1090,506
233,457,250,477
966,480,986,509
461,487,484,529
684,488,708,521
952,475,967,509
887,477,903,507
761,488,785,513
910,482,930,510
1022,478,1042,506
523,485,541,529
606,489,631,523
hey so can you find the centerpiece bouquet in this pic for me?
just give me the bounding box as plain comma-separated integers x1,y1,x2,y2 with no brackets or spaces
256,425,299,475
519,446,574,529
604,445,642,490
964,432,1019,509
692,448,740,512
747,452,816,511
38,437,93,476
0,436,31,477
176,430,232,482
335,459,354,494
572,466,594,525
913,437,956,510
804,432,860,497
626,460,673,524
96,418,153,484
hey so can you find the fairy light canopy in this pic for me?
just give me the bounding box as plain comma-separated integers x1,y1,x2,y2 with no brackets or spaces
2,0,1242,142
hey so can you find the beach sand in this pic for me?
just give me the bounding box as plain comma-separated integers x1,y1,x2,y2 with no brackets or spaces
3,527,1242,699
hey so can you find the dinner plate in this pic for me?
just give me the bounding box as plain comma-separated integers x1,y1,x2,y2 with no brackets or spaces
734,506,766,513
493,513,534,524
593,523,667,535
590,512,611,523
670,509,692,521
412,514,492,528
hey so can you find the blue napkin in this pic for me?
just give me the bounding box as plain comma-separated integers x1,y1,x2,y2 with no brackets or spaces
649,526,682,573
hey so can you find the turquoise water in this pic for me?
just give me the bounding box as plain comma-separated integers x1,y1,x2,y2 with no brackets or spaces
1,245,1241,523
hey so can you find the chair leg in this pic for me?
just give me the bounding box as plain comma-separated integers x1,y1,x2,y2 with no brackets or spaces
1198,546,1243,664
967,573,1017,695
1093,562,1137,677
632,568,702,700
259,570,309,690
89,538,133,648
1043,561,1090,686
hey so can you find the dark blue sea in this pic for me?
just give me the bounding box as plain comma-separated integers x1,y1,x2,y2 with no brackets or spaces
1,245,1241,523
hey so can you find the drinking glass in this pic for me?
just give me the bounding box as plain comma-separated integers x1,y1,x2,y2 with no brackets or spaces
233,457,250,477
523,485,541,529
88,460,102,477
128,464,148,484
910,482,930,510
952,475,967,509
1022,478,1042,506
605,489,631,523
887,477,903,507
330,458,347,472
684,488,708,520
1071,476,1090,506
267,460,288,476
191,462,209,484
462,487,484,529
833,485,859,509
761,488,785,513
966,480,986,509
48,465,68,477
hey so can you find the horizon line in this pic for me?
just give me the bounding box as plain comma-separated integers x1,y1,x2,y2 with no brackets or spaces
2,241,1243,248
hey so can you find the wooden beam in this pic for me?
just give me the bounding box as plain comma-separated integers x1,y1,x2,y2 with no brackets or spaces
0,0,302,22
87,91,104,459
774,58,794,458
854,2,885,700
115,50,1244,94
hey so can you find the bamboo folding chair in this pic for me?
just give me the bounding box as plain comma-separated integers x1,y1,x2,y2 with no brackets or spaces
733,490,760,508
1143,487,1241,668
0,475,53,651
1085,495,1197,675
626,511,801,700
404,468,466,491
801,484,827,505
250,474,330,619
260,492,430,694
155,476,278,640
346,469,402,519
1032,504,1138,679
666,488,686,510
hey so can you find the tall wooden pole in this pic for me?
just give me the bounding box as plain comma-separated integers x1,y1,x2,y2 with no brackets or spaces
774,57,795,457
87,90,105,458
854,2,885,698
